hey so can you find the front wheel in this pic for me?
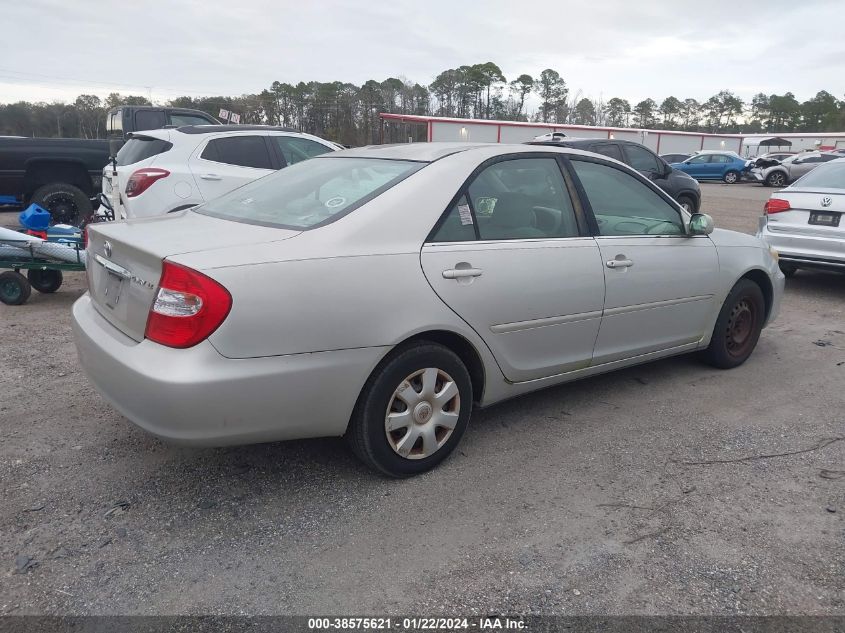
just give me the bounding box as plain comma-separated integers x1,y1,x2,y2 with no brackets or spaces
347,342,472,477
700,279,765,369
765,172,786,188
723,170,740,184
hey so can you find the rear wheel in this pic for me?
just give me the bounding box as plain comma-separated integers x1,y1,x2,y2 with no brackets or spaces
723,170,740,184
0,271,32,305
30,183,93,227
765,172,786,187
701,279,765,369
347,342,472,477
27,269,63,293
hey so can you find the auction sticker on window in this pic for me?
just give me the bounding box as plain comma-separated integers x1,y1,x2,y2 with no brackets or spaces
458,203,473,225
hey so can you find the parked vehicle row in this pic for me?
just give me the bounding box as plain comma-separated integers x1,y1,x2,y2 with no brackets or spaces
74,142,784,477
0,106,218,226
103,126,340,218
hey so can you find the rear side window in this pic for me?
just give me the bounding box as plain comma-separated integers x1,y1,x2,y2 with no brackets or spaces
687,155,710,164
169,113,214,127
792,161,845,187
116,136,173,166
592,143,623,162
623,144,661,173
430,195,477,242
571,159,684,236
201,136,272,169
275,136,333,165
196,157,423,229
134,110,167,131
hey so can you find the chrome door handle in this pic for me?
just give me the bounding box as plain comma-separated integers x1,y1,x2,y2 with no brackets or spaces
442,268,483,279
200,174,222,181
606,259,634,269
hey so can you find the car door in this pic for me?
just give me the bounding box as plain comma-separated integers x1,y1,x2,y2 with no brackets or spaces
568,157,720,364
189,135,275,201
682,154,711,178
420,155,606,382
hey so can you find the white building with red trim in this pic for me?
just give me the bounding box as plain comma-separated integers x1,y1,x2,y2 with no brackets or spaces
379,113,845,157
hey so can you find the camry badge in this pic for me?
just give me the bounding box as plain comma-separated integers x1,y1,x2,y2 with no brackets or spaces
821,197,832,208
103,241,112,258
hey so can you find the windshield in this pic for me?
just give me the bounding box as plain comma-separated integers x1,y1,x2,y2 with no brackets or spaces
196,157,425,229
792,160,845,188
116,136,173,166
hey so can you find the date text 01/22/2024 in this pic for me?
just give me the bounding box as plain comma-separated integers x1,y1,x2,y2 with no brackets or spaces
307,617,527,630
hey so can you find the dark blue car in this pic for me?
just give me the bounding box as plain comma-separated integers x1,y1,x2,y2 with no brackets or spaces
671,152,750,184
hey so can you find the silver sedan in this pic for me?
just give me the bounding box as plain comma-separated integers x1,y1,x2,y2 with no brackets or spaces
73,143,784,477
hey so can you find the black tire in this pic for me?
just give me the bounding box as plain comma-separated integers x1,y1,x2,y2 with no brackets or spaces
30,183,93,227
779,263,797,278
723,170,740,184
347,342,473,477
677,194,696,213
0,271,32,306
765,172,786,188
701,279,765,369
27,269,63,293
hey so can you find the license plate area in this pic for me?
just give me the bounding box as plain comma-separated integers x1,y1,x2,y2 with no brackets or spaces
103,270,123,309
808,211,841,227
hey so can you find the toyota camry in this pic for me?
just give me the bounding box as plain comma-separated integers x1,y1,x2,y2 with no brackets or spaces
73,143,784,477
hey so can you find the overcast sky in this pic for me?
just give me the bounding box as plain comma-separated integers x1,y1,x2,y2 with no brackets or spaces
1,0,843,110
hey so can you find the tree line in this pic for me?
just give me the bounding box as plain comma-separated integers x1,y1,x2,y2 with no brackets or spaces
1,62,843,145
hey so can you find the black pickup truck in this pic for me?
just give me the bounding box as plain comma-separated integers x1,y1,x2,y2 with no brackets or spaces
0,106,218,226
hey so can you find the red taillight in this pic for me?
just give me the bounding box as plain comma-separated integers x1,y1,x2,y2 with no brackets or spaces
765,198,791,214
144,261,232,349
125,168,170,198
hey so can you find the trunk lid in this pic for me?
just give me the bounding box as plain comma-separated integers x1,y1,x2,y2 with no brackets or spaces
767,189,845,238
87,211,299,341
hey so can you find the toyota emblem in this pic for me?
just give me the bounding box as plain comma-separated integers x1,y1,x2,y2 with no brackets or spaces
103,241,112,258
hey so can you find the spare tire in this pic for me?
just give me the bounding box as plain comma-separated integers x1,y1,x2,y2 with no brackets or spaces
30,183,93,227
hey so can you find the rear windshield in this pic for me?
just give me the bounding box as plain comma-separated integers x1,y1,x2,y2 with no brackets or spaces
195,157,424,229
117,136,173,166
792,160,845,188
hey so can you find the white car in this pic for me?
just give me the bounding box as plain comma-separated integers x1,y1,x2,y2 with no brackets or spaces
102,125,340,218
758,158,845,276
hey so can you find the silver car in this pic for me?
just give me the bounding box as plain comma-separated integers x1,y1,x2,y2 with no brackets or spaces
73,143,784,477
758,158,845,276
749,151,841,187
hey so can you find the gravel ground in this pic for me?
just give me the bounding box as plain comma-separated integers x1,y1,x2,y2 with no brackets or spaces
1,183,843,616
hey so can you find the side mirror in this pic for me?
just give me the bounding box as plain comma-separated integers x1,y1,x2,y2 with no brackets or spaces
108,137,125,161
689,213,714,236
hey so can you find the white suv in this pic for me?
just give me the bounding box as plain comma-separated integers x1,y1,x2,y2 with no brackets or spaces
102,125,341,218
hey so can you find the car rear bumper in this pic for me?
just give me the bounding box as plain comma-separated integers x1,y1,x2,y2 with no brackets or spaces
758,220,845,271
72,294,388,446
